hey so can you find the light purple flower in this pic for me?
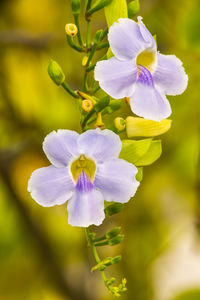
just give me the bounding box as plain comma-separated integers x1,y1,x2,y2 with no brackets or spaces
28,129,139,227
95,17,188,121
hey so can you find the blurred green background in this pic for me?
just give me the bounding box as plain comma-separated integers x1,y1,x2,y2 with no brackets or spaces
0,0,200,299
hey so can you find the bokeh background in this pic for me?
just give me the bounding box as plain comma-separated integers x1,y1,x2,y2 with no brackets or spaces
0,0,200,299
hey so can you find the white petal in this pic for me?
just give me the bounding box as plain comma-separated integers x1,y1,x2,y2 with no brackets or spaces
153,53,188,95
78,129,122,162
67,188,105,227
95,57,137,99
137,16,156,48
28,166,74,207
108,18,147,60
94,159,139,203
43,130,79,167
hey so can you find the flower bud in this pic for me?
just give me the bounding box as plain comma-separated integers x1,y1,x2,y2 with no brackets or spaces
128,0,140,18
65,23,78,37
106,227,121,239
71,0,80,15
82,56,88,67
104,203,123,216
94,29,103,44
108,235,124,246
82,99,94,112
114,117,126,131
111,255,121,264
94,96,110,112
48,60,65,86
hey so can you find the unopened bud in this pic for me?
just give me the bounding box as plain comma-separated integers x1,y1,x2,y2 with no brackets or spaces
82,99,94,112
82,56,88,67
114,117,126,131
94,29,103,44
106,227,121,239
65,23,78,37
108,235,124,246
128,0,140,18
104,203,123,216
71,0,80,15
48,60,65,86
111,255,122,264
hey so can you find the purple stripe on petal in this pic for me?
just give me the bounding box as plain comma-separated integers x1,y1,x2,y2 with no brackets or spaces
137,65,154,87
75,171,93,193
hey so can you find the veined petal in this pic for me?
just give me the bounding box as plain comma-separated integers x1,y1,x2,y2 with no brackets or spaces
108,18,148,61
94,159,139,203
130,66,172,121
137,16,156,49
28,166,74,207
78,128,122,163
43,130,79,167
95,57,137,99
153,53,188,95
67,172,105,227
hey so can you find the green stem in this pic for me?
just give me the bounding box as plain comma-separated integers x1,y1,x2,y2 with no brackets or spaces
96,42,109,50
86,21,91,49
92,84,100,94
61,82,79,98
66,35,84,52
85,227,111,291
74,15,83,46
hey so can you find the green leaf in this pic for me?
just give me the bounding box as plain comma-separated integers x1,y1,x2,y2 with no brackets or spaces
135,140,162,166
104,0,127,28
119,139,152,164
104,0,127,58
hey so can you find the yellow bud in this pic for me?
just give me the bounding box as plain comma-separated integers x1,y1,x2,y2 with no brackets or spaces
82,99,94,112
82,56,88,67
65,23,78,37
94,113,105,130
114,117,126,131
124,97,130,104
126,117,172,137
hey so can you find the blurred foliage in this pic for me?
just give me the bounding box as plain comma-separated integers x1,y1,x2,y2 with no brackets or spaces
0,0,200,300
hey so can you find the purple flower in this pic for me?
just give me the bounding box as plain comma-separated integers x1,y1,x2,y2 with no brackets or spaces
95,17,188,121
28,129,139,227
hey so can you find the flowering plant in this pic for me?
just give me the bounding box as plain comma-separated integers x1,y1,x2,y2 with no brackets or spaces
28,0,187,296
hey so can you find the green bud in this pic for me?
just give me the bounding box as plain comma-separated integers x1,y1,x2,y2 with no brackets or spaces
87,0,113,17
93,29,104,44
71,0,81,15
48,60,65,86
136,167,143,182
111,255,122,264
94,96,110,112
128,0,140,18
106,227,121,239
104,203,123,216
108,235,124,246
106,277,116,286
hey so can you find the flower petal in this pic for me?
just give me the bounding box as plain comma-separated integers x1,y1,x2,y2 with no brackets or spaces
108,18,147,60
130,66,172,121
67,172,105,227
137,16,156,48
95,57,137,99
78,128,122,162
153,53,188,95
94,159,139,203
43,130,79,167
28,166,74,207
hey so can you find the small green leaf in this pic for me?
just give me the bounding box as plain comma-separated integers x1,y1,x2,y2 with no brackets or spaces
119,139,152,164
135,140,162,166
108,235,124,246
106,227,121,239
136,167,143,182
128,0,140,18
104,0,127,28
104,203,123,216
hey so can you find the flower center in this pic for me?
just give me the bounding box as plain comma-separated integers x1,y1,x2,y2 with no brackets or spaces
136,48,157,73
70,154,96,184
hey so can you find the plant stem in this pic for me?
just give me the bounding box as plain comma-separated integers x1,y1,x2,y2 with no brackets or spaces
61,82,79,98
96,42,109,50
66,35,84,52
86,21,91,49
74,15,83,46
